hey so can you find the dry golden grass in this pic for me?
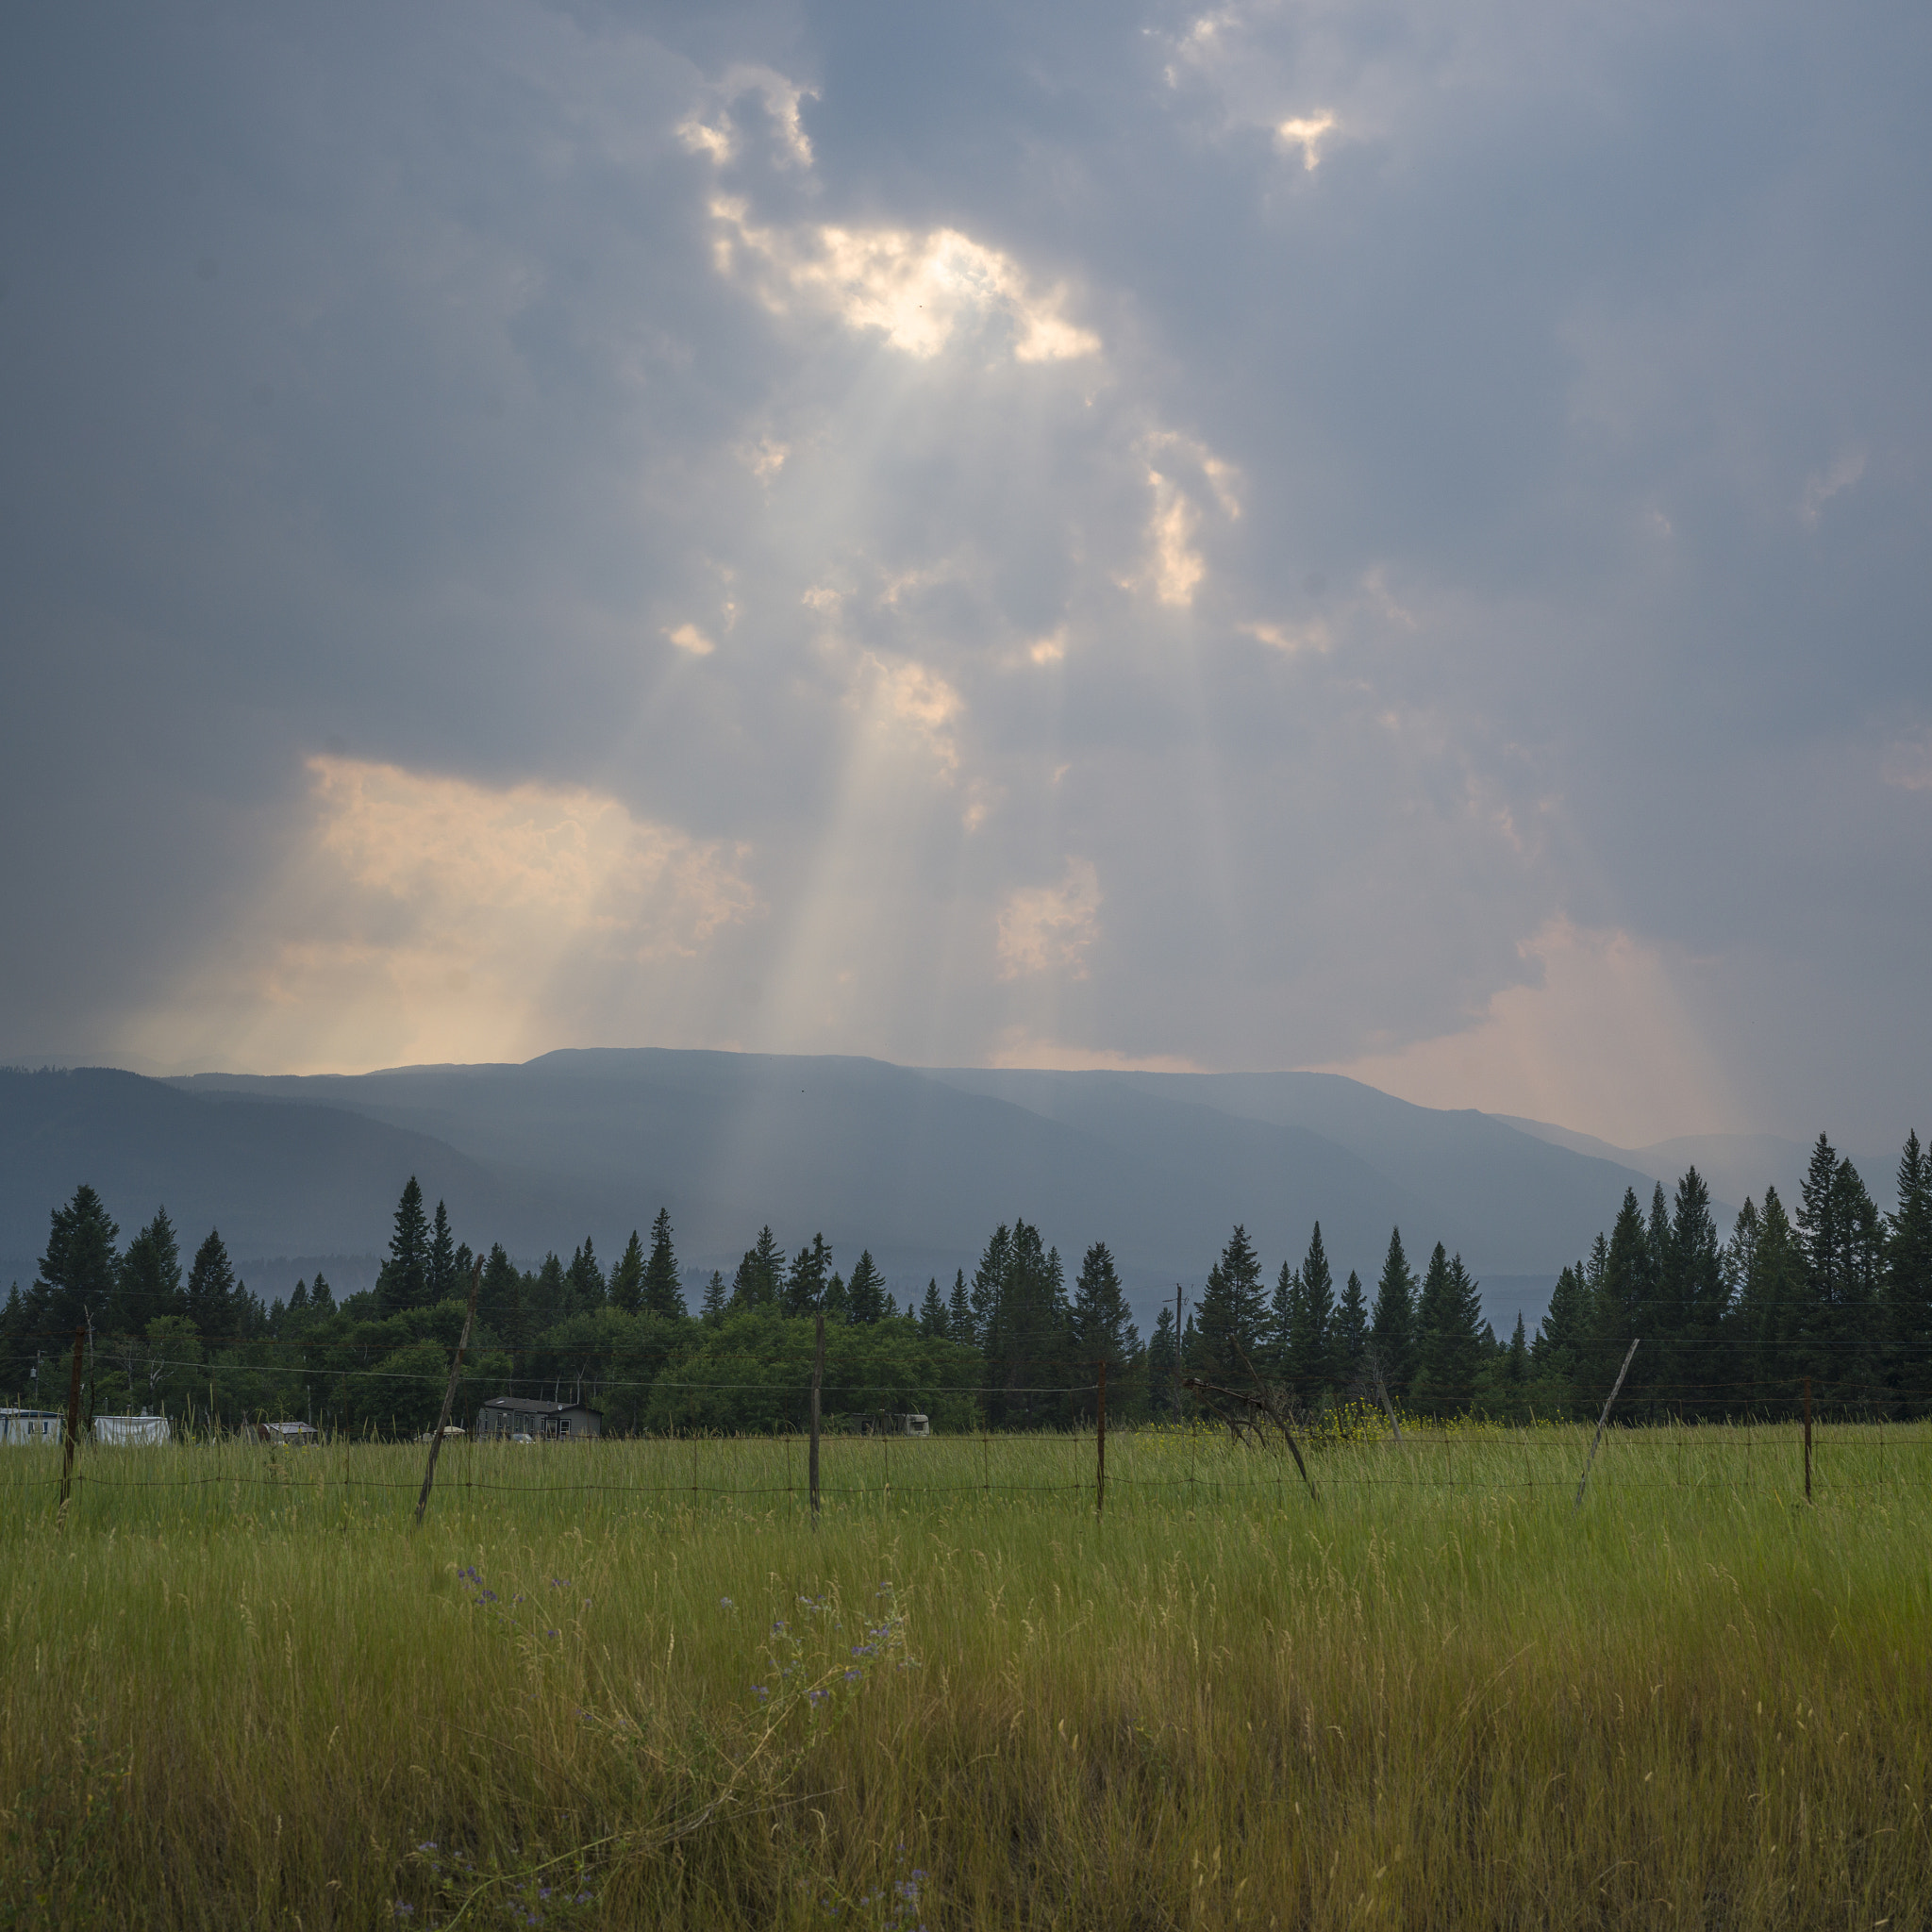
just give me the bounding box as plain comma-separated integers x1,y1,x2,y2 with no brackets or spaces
2,1425,1928,1928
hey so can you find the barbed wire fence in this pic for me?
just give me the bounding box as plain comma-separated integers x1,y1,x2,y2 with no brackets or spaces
7,1327,1932,1526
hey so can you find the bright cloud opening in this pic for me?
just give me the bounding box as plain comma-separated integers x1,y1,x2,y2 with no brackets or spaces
709,199,1100,362
996,858,1103,980
1277,111,1337,171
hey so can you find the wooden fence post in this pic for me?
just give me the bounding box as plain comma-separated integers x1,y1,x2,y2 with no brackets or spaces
1095,1358,1107,1520
808,1308,824,1527
1792,1375,1807,1507
1573,1339,1640,1514
1371,1352,1405,1443
414,1257,484,1528
56,1326,85,1527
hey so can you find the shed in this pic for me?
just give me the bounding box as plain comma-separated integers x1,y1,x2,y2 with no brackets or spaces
93,1413,173,1446
475,1396,603,1441
258,1421,318,1445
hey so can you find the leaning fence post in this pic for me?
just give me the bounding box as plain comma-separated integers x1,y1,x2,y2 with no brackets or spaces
1803,1375,1812,1503
56,1326,85,1527
414,1257,484,1528
1370,1352,1405,1443
1095,1358,1107,1520
808,1308,824,1527
1573,1339,1640,1513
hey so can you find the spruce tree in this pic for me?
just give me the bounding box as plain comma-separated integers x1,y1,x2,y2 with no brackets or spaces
428,1201,458,1303
1734,1187,1806,1403
113,1207,182,1335
36,1183,120,1335
1286,1223,1335,1397
1532,1261,1589,1406
969,1227,1010,1352
1672,1167,1726,1414
1195,1225,1266,1383
919,1278,949,1338
185,1228,235,1339
1369,1227,1418,1400
845,1250,887,1324
731,1227,784,1310
609,1232,646,1315
700,1270,728,1324
1413,1243,1483,1413
1147,1304,1180,1421
376,1178,431,1316
783,1235,833,1316
946,1269,974,1347
1334,1270,1369,1384
479,1243,521,1335
1071,1241,1137,1367
1886,1130,1932,1410
567,1240,606,1313
1267,1262,1295,1374
642,1208,684,1319
1591,1190,1649,1404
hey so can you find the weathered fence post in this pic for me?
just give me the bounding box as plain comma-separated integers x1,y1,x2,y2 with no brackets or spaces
1792,1375,1807,1507
1095,1358,1108,1520
415,1257,484,1528
1370,1352,1405,1443
56,1326,85,1527
1573,1338,1640,1514
808,1308,824,1527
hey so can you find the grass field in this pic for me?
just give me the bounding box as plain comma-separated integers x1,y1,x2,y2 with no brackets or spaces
3,1421,1929,1928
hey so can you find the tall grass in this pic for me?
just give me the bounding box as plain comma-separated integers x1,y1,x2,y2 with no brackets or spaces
2,1424,1929,1927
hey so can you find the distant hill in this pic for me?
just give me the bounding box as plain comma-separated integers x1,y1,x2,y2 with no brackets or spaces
1491,1117,1893,1219
3,1051,1674,1336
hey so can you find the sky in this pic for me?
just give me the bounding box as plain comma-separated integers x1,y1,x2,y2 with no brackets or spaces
2,0,1928,1153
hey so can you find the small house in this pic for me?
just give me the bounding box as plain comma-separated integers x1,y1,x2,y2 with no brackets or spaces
93,1413,173,1446
475,1396,603,1441
258,1421,318,1446
0,1409,62,1446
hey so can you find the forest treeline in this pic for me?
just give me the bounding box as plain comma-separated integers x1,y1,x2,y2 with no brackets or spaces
4,1128,1929,1436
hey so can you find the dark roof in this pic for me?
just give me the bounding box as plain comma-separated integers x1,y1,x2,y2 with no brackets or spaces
478,1396,602,1417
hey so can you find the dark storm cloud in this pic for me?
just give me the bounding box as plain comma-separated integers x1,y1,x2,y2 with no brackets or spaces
0,0,1927,1145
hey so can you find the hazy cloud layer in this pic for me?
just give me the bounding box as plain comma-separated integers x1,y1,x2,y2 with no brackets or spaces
2,0,1928,1147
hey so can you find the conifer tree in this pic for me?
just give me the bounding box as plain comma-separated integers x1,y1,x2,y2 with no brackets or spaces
185,1227,235,1339
308,1272,335,1314
1369,1227,1418,1400
609,1231,646,1315
919,1278,949,1338
845,1250,887,1324
1734,1187,1805,1399
1148,1304,1180,1421
113,1207,182,1334
1672,1167,1727,1413
1286,1223,1335,1396
946,1268,974,1346
1886,1130,1932,1409
1334,1269,1369,1383
1533,1260,1589,1404
1071,1241,1138,1369
643,1208,684,1319
428,1200,458,1303
377,1178,431,1316
1267,1262,1295,1374
36,1183,120,1334
783,1235,833,1316
969,1227,1010,1351
567,1240,606,1313
700,1270,728,1324
1413,1244,1483,1413
1195,1225,1266,1383
821,1271,849,1321
731,1227,784,1310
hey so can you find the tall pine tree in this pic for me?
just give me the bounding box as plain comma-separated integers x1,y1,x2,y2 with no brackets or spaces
1195,1225,1266,1384
36,1183,120,1335
1286,1223,1335,1398
185,1228,235,1339
1886,1130,1932,1410
112,1207,182,1335
845,1250,887,1324
643,1208,684,1320
609,1232,646,1315
1369,1227,1418,1400
376,1178,431,1316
